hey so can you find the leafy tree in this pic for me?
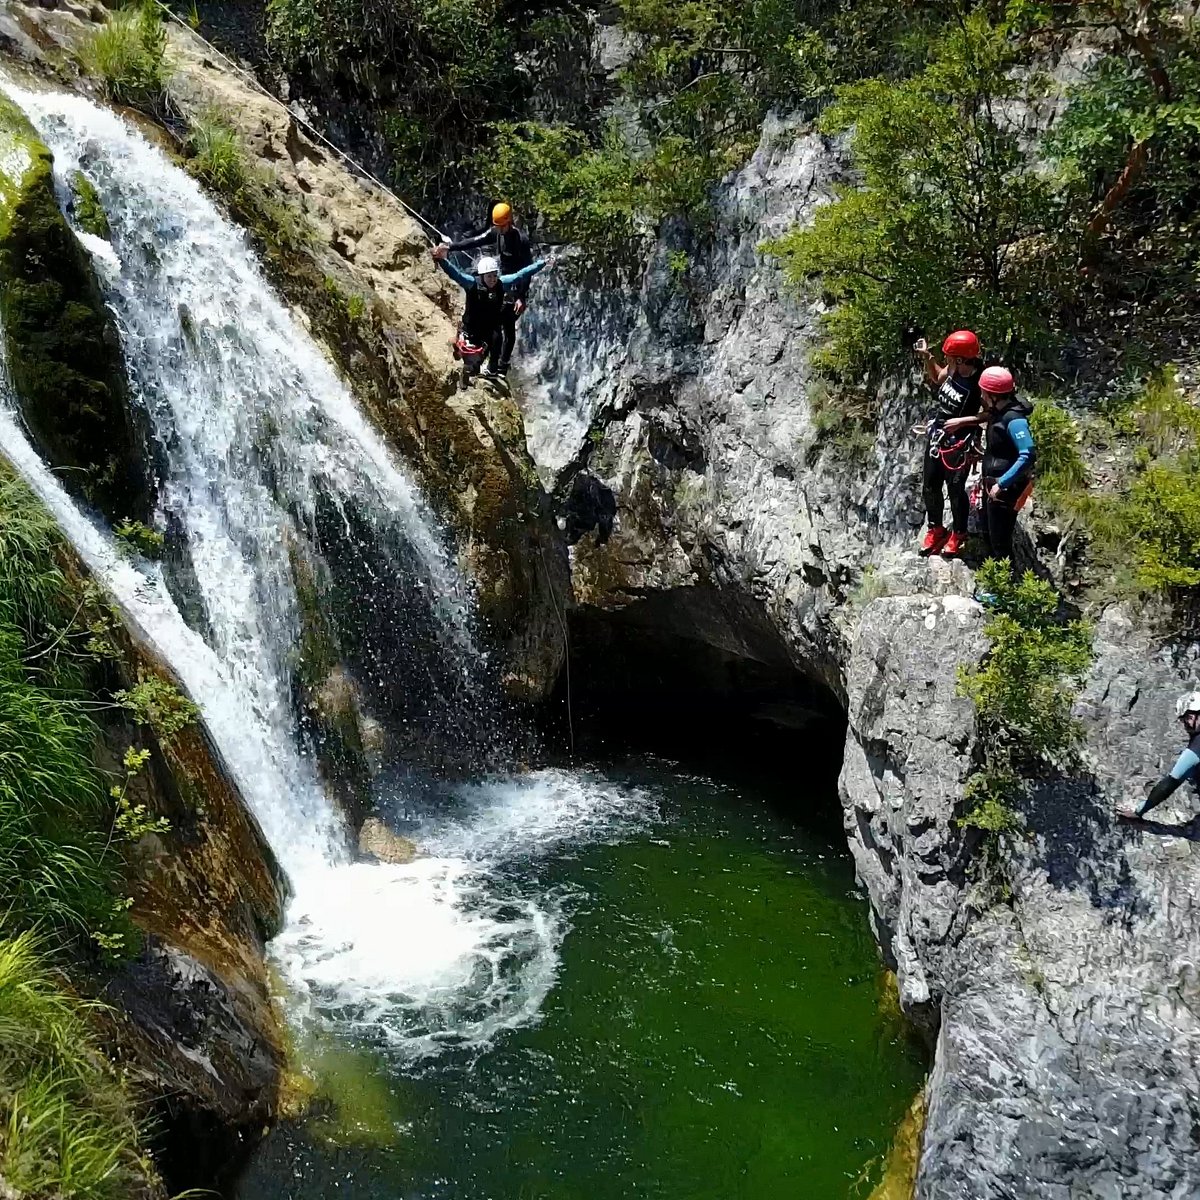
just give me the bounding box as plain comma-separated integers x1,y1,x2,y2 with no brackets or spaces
765,12,1057,385
266,0,529,202
1012,0,1200,251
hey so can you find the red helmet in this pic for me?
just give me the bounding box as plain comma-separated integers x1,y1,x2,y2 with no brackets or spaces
980,366,1015,394
942,330,981,358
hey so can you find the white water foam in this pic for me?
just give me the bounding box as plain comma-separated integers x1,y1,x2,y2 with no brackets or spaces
0,81,655,1059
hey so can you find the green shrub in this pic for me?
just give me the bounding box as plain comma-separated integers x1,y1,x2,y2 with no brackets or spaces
1061,370,1200,598
1029,401,1086,498
113,519,164,559
958,560,1093,839
79,0,169,108
0,930,158,1199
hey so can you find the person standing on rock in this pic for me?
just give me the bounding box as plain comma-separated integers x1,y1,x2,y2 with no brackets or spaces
914,330,986,558
978,366,1035,563
441,203,535,377
1117,692,1200,821
430,242,553,379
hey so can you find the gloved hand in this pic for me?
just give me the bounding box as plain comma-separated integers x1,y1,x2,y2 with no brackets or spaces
513,299,526,316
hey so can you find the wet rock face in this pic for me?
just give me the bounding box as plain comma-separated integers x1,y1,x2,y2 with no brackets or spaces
0,91,148,521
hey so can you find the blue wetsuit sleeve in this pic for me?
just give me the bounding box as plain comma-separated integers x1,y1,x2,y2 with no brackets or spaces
996,418,1035,489
436,257,475,290
1169,747,1200,781
500,259,546,290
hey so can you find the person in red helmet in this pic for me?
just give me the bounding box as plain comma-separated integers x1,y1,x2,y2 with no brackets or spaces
913,330,985,557
979,365,1035,562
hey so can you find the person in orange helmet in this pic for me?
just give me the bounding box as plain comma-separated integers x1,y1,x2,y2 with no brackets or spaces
913,329,986,557
442,202,535,377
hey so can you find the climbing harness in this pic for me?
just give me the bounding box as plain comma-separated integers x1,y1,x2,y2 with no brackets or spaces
150,0,446,243
452,331,488,385
926,423,982,474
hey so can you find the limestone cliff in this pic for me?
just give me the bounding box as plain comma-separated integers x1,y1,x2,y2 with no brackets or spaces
519,109,1200,1198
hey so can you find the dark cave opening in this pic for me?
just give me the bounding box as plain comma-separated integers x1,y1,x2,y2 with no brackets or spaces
540,587,848,836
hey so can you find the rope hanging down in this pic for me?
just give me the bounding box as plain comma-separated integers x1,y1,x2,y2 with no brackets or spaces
151,0,446,242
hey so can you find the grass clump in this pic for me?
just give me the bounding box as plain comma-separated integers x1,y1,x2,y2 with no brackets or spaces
0,471,129,951
0,929,158,1199
958,560,1093,834
79,0,169,109
186,110,316,253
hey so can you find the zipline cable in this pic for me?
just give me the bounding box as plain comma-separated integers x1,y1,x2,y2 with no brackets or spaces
151,0,446,242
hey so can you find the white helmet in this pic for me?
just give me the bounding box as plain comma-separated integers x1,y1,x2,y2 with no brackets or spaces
475,255,500,276
1176,691,1200,719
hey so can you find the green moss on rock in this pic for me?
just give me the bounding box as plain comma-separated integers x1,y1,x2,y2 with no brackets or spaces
69,169,112,239
0,93,148,521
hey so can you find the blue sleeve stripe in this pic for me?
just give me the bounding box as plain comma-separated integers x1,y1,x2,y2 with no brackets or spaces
501,259,546,288
996,418,1035,488
1170,747,1200,780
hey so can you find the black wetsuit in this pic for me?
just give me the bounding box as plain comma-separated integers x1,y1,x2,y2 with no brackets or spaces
446,223,535,371
981,398,1035,561
923,366,982,533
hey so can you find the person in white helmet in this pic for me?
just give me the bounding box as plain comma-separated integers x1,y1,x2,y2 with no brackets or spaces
430,243,554,378
1117,691,1200,820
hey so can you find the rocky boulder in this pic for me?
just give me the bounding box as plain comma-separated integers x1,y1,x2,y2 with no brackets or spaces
358,816,418,864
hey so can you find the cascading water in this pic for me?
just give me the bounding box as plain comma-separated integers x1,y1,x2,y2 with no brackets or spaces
0,81,653,1055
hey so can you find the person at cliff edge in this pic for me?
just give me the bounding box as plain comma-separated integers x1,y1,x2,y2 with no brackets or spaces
914,330,986,558
441,202,535,377
978,365,1035,563
1117,692,1200,821
430,242,554,378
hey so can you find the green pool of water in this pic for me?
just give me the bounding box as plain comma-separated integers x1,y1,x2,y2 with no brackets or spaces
236,759,925,1199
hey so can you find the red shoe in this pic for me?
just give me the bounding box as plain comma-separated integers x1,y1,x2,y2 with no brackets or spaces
920,526,949,555
942,530,966,556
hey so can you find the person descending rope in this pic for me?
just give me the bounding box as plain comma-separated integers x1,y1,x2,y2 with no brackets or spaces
979,366,1035,563
442,203,536,377
431,243,553,381
1116,692,1200,821
914,330,986,557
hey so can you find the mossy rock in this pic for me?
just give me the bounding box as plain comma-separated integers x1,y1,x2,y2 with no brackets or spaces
0,93,148,521
69,169,111,239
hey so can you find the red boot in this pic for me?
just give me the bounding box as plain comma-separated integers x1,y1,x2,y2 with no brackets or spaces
942,530,966,556
920,526,949,556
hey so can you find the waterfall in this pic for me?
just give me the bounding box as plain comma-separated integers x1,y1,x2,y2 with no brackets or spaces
0,82,657,1056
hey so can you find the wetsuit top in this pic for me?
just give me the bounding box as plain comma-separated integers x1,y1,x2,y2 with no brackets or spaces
435,256,546,341
446,224,536,300
983,399,1036,491
931,365,983,423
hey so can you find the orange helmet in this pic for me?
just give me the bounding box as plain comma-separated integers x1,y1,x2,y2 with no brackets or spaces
492,202,513,228
942,330,981,358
